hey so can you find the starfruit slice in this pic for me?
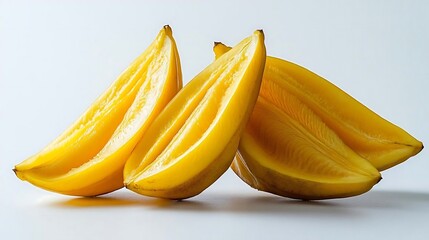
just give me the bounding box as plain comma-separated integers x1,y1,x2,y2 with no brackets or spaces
215,43,423,172
215,43,385,200
214,44,423,171
124,31,266,199
14,26,182,196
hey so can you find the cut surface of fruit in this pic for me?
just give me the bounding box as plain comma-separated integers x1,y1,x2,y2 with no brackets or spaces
124,31,266,200
215,43,386,199
264,57,423,171
214,43,423,171
14,25,182,196
234,96,381,199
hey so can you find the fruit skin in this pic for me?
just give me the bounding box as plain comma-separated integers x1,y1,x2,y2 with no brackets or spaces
214,43,388,200
13,25,182,196
214,43,423,171
265,58,423,171
124,31,266,200
233,153,380,200
232,97,381,200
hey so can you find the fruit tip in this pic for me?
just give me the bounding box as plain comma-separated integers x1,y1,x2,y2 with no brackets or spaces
255,29,265,39
12,167,25,180
163,25,173,36
412,140,424,156
376,176,383,184
214,41,222,47
417,141,424,155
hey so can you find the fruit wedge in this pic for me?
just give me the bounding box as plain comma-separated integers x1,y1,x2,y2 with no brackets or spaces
14,25,182,196
214,43,423,171
215,43,386,199
124,31,266,200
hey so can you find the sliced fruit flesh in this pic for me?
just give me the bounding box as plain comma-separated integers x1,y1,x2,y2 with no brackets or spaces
214,43,422,171
16,47,157,173
235,93,381,199
264,57,423,170
235,62,381,199
123,53,233,181
124,31,266,198
242,95,380,183
14,26,182,195
215,43,382,199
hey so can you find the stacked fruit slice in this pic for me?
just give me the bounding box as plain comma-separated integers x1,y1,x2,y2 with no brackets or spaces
214,43,423,199
14,27,423,200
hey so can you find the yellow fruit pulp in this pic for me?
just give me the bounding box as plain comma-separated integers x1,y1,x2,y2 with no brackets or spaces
124,31,266,199
216,43,387,199
14,26,182,196
214,43,423,171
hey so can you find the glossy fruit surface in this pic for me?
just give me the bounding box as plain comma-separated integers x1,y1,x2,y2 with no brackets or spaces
124,31,266,199
14,26,182,196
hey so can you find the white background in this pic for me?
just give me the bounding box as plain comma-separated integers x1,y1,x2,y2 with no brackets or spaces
1,0,428,239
